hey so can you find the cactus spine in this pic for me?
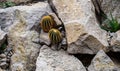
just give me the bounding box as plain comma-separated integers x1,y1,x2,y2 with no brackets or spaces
49,29,62,44
40,15,56,32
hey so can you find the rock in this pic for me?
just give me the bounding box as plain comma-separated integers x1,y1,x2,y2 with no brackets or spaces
0,28,7,47
0,54,6,58
49,13,62,26
9,30,40,71
0,62,8,69
36,45,86,71
0,58,7,62
4,47,13,55
0,68,5,71
3,2,52,71
50,0,109,54
100,0,120,22
0,2,52,31
39,30,51,46
88,50,118,71
111,30,120,52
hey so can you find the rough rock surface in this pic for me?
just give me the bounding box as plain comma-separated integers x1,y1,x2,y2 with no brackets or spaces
88,50,118,71
3,2,52,71
101,0,120,22
0,28,6,47
111,31,120,52
36,45,86,71
51,0,109,54
0,2,52,31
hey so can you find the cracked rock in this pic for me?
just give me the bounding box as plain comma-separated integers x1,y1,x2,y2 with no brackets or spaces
88,50,119,71
4,2,51,71
50,0,109,54
36,45,86,71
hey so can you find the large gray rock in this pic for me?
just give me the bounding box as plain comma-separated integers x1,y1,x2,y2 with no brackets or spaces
36,45,86,71
88,50,118,71
51,0,109,54
3,2,52,71
0,2,52,31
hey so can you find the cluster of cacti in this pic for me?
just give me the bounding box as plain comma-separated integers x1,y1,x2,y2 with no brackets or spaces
40,15,56,32
49,29,62,44
40,15,62,44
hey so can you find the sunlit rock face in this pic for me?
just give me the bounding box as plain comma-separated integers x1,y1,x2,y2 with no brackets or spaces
35,45,86,71
1,2,52,71
51,0,109,54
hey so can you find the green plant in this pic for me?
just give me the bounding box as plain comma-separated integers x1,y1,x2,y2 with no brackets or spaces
0,43,7,54
40,15,56,32
101,13,120,32
0,1,16,8
49,29,62,44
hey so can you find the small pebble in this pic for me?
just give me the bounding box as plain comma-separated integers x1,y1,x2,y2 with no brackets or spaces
0,58,7,62
0,54,6,58
61,31,65,37
58,27,63,31
61,38,67,46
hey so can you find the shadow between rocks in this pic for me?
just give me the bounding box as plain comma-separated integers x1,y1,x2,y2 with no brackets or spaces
107,51,120,69
73,54,95,67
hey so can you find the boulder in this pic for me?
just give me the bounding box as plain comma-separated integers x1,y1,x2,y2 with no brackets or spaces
0,2,52,31
88,50,118,71
50,0,109,54
2,2,52,71
36,45,86,71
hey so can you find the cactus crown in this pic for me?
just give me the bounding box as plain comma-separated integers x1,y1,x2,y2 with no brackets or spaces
40,15,56,32
49,29,62,44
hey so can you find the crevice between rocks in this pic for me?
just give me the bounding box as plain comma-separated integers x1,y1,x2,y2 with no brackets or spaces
74,54,95,70
107,51,120,69
48,0,120,70
91,0,115,47
48,0,96,70
48,0,68,47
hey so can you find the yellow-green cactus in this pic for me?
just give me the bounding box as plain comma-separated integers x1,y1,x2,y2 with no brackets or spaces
49,29,62,44
40,15,56,32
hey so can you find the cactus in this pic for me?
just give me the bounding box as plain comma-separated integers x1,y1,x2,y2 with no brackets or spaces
40,15,56,32
49,29,62,44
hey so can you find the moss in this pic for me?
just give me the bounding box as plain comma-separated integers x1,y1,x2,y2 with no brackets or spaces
0,1,16,8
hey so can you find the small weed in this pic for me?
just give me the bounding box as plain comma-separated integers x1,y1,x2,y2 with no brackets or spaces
101,13,120,32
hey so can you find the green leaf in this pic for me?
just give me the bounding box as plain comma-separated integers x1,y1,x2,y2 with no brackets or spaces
101,13,120,32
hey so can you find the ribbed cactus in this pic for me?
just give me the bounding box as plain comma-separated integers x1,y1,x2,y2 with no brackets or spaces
49,29,62,44
40,15,56,32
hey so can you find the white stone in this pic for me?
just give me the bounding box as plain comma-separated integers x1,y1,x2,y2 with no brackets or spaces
36,45,86,71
